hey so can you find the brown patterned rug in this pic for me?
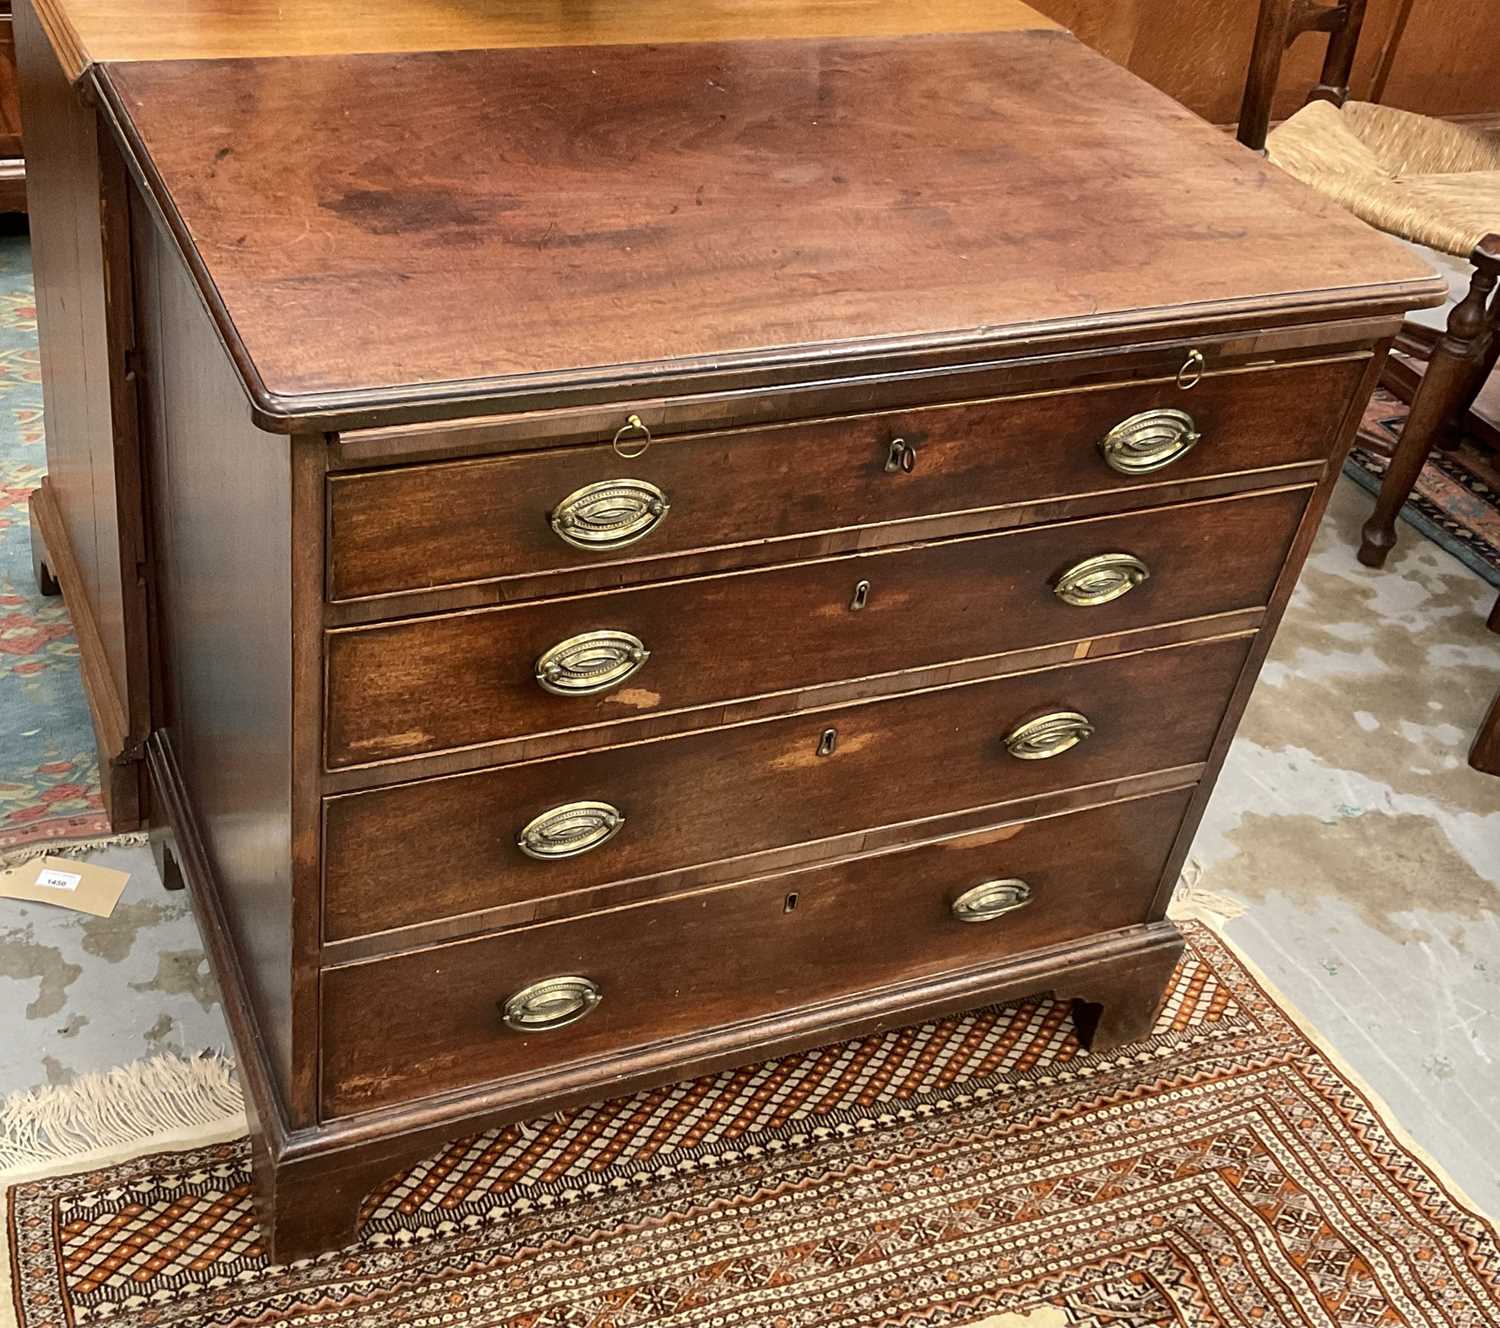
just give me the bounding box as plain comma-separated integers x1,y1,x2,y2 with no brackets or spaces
5,923,1497,1327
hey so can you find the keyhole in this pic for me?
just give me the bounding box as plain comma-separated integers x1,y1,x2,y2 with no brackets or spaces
850,579,870,611
784,892,799,913
817,728,838,757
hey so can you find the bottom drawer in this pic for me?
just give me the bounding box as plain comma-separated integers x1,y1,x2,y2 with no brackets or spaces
320,785,1195,1117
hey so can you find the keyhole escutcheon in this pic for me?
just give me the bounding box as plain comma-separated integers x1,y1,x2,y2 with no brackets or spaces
885,437,916,473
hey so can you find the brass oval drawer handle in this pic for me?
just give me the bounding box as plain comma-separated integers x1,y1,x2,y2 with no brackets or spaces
1054,552,1150,607
501,975,602,1032
517,800,625,860
951,877,1033,923
535,629,650,696
550,478,669,552
1098,408,1201,475
1004,711,1094,760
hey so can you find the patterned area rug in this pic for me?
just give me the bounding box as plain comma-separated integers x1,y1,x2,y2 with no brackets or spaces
1351,384,1500,587
5,924,1496,1327
0,231,110,856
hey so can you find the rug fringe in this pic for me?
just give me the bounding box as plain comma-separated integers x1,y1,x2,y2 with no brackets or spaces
0,831,150,870
1182,919,1498,1231
1166,857,1249,929
0,1054,244,1173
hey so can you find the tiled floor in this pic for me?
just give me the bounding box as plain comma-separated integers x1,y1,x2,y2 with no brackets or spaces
2,479,1497,1212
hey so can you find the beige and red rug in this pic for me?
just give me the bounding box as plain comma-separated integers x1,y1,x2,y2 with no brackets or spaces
5,923,1497,1327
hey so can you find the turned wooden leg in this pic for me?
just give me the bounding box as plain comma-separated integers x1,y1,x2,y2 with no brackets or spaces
1443,311,1500,451
28,489,61,596
1360,237,1499,568
1064,932,1184,1054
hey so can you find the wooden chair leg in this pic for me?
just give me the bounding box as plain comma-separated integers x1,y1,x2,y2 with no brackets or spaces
1439,316,1500,452
1359,237,1500,568
1471,692,1500,775
1470,593,1500,775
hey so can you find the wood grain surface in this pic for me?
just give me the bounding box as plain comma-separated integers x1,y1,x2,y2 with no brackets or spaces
324,487,1307,768
326,358,1360,603
320,786,1194,1116
32,0,1057,83
97,32,1441,426
321,634,1251,941
16,0,145,821
136,211,299,1094
1029,0,1404,127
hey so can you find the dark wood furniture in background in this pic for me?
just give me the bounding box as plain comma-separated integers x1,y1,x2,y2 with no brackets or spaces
71,22,1442,1260
17,0,1061,837
1474,594,1500,775
0,1,26,211
1235,0,1500,769
1356,242,1500,569
1031,0,1500,128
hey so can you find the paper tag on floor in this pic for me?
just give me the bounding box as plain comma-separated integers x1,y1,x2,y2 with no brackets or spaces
0,856,130,916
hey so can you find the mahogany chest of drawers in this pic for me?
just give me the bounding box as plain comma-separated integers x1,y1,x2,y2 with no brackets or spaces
66,25,1441,1260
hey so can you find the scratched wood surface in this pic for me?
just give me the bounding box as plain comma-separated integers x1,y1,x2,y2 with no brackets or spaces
320,787,1195,1116
98,31,1440,423
323,487,1307,768
321,634,1253,941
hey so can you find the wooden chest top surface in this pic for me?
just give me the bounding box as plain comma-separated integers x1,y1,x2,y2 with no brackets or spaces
98,29,1441,427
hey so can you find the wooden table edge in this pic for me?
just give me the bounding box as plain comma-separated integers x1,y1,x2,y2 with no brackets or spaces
34,0,1063,85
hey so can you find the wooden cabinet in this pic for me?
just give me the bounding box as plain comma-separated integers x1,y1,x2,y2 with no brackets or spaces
30,16,1442,1265
0,2,24,211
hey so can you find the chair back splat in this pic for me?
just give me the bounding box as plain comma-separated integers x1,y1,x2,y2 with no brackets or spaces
1238,0,1370,152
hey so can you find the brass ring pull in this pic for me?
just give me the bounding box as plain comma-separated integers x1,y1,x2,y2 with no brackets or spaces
1177,349,1206,390
612,414,652,460
1004,711,1094,760
535,629,650,696
517,800,624,860
1054,552,1150,607
1098,408,1201,475
550,478,669,551
501,975,601,1032
951,877,1033,923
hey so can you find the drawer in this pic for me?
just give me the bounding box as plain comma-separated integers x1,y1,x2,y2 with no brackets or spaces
325,487,1306,767
322,633,1250,941
320,785,1195,1116
325,356,1362,602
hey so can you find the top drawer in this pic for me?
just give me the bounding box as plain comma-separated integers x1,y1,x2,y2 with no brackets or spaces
326,356,1363,602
